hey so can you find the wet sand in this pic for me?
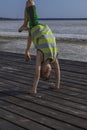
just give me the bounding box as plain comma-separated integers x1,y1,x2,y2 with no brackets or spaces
0,38,87,62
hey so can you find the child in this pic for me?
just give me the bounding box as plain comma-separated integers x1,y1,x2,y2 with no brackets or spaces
18,0,39,61
18,1,60,94
29,24,60,94
19,24,60,94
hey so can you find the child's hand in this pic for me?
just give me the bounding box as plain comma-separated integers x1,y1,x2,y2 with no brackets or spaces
48,83,60,89
25,50,31,62
25,54,31,62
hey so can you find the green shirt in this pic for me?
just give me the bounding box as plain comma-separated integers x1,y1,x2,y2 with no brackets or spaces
31,24,58,62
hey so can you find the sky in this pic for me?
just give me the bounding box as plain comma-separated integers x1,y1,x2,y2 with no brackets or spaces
0,0,87,19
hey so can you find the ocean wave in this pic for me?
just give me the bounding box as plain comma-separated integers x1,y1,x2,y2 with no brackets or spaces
0,32,28,39
0,32,87,42
54,33,87,42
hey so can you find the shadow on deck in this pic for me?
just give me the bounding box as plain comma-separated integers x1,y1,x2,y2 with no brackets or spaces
0,51,87,130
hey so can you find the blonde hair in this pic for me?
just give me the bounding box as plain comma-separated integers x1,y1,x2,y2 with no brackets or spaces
40,63,51,80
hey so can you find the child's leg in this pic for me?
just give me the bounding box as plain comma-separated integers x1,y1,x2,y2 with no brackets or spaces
18,6,28,32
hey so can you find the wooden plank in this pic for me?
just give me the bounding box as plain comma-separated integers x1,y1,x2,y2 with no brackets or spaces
0,86,87,120
0,94,86,130
0,100,84,130
0,51,87,73
0,61,87,84
0,51,87,67
0,76,87,101
0,108,51,130
0,80,87,116
0,51,87,130
0,55,87,86
0,63,87,91
0,118,26,130
0,71,86,106
0,74,87,107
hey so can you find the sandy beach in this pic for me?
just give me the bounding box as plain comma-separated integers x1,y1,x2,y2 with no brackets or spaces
0,37,87,62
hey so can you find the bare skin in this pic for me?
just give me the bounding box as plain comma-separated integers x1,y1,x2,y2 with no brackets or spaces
30,51,60,94
18,0,60,94
51,59,60,89
41,62,51,80
18,0,35,62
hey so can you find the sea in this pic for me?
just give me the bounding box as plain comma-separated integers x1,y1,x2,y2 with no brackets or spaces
0,20,87,62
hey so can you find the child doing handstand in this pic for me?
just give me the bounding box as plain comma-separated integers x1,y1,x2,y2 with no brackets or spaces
18,0,60,94
30,24,60,94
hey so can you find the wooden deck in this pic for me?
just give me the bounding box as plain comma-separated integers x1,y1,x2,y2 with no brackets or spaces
0,51,87,130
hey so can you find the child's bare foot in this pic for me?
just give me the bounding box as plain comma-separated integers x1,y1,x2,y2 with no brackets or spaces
18,26,28,32
18,26,24,32
48,83,60,89
29,88,37,95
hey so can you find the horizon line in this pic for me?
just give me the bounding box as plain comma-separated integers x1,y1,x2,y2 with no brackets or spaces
1,17,87,20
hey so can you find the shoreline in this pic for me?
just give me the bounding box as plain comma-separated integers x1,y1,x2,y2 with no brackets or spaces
0,38,87,62
1,18,87,20
0,35,87,45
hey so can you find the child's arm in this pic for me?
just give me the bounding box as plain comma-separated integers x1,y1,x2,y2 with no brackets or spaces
32,51,42,94
25,37,32,62
53,58,60,89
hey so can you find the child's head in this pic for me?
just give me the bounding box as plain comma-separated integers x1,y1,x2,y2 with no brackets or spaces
40,62,51,80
